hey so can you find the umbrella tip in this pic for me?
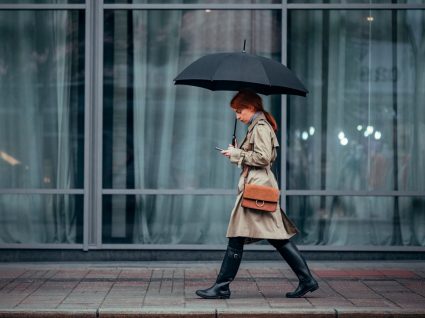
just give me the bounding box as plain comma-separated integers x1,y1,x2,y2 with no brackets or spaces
243,39,246,53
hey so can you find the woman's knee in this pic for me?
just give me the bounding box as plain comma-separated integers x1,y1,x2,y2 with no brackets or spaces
228,237,245,250
267,239,289,250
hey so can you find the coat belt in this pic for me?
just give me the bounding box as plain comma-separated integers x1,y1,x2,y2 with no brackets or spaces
242,165,270,177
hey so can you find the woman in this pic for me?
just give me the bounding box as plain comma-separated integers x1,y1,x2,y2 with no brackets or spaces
196,90,319,299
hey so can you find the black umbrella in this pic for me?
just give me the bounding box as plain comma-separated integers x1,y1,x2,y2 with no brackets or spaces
174,53,308,97
174,44,308,144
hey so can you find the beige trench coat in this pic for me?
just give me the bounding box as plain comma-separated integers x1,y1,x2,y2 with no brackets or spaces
226,112,298,243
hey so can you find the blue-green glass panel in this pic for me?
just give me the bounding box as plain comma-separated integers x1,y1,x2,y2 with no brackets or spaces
102,195,235,244
0,194,83,244
287,196,425,247
103,10,281,189
287,10,425,191
0,10,85,189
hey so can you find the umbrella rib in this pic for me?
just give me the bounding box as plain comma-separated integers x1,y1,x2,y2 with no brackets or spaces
259,58,272,87
210,53,231,82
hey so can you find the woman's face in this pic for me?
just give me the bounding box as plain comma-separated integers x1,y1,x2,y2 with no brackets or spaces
233,105,255,124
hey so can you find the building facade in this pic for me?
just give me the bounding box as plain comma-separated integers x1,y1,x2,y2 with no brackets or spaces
0,0,424,257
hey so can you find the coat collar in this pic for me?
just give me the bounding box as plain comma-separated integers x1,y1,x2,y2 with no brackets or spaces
247,112,267,133
239,112,268,148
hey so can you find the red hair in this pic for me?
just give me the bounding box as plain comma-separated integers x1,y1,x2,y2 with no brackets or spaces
230,90,278,131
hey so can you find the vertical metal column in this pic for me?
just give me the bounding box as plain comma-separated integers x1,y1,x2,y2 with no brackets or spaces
85,0,104,250
92,0,104,249
281,0,288,209
83,0,93,251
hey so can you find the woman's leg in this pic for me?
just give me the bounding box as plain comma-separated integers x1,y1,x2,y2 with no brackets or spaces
268,239,319,298
195,237,245,299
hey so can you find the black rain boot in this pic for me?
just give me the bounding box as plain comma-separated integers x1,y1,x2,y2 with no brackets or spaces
195,246,243,299
276,240,319,298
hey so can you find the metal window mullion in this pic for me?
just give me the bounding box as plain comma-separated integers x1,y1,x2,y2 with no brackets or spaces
103,4,282,10
281,0,288,210
0,2,420,9
0,244,83,249
0,189,84,194
102,189,237,195
285,190,425,197
100,243,277,250
0,4,85,10
99,189,425,197
94,0,104,250
2,242,423,252
84,0,95,253
287,4,425,10
99,243,425,252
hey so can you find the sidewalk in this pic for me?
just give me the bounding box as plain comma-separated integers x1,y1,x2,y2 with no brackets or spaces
0,260,424,317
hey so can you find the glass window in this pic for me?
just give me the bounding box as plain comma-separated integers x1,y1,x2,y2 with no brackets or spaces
0,10,85,189
287,196,425,247
102,195,235,244
287,10,425,191
103,9,282,189
0,195,83,244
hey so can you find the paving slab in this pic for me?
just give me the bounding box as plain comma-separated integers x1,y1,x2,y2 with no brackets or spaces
0,261,423,317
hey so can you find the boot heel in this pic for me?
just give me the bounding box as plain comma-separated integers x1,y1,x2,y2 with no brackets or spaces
302,284,318,296
309,284,319,293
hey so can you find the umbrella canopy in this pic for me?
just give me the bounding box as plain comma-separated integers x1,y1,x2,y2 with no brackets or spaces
174,52,308,96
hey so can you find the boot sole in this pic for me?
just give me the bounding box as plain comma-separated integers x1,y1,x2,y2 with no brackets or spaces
195,291,230,299
286,283,319,298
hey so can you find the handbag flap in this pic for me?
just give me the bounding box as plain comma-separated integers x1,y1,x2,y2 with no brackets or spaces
243,184,279,202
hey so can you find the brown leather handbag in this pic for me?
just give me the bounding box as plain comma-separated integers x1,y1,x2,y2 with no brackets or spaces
241,183,279,212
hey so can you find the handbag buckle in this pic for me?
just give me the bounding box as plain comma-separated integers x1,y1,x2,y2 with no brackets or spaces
255,200,265,207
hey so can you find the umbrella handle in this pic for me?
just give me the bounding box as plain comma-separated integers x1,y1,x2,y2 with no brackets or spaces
232,118,237,147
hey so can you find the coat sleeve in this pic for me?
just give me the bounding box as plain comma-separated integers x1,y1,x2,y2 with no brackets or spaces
228,123,273,167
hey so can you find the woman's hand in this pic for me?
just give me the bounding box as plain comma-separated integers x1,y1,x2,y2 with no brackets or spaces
221,144,234,158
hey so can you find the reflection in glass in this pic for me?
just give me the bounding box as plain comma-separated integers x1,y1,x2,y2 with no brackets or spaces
102,195,235,244
103,10,281,189
287,10,425,191
0,195,83,244
287,196,425,246
0,11,85,189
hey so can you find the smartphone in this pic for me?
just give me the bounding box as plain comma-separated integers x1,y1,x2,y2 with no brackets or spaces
215,146,225,151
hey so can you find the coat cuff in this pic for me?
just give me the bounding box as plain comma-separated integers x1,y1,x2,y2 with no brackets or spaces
229,148,244,167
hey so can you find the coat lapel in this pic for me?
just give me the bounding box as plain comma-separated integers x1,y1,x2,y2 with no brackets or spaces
239,113,267,148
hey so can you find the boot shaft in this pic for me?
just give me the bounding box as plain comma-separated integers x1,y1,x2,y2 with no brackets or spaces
216,246,243,284
275,241,313,282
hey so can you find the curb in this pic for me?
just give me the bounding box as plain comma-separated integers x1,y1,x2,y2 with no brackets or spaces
1,308,424,318
0,309,96,317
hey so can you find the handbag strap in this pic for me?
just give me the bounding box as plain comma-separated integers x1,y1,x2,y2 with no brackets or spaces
243,166,250,188
273,161,279,187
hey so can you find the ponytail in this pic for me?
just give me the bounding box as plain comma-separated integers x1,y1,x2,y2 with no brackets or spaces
263,111,278,132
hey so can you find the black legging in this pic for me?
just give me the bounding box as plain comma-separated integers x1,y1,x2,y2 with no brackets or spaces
228,237,289,251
